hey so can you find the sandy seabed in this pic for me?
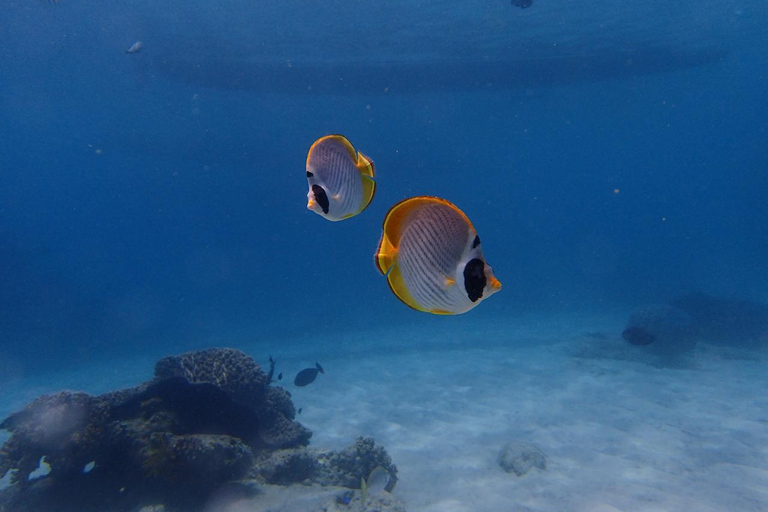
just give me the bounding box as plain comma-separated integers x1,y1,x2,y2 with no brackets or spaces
2,313,767,512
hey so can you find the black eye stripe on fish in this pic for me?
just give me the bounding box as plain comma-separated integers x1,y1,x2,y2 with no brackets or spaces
463,258,486,302
312,184,330,214
472,235,481,249
306,171,314,178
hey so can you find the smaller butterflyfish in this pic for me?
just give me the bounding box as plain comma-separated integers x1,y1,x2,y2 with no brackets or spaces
305,135,376,221
361,466,393,505
125,41,143,54
294,362,325,387
365,466,392,495
375,196,501,315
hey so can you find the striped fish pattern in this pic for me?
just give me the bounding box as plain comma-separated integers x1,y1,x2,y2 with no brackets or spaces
305,135,375,221
375,196,501,315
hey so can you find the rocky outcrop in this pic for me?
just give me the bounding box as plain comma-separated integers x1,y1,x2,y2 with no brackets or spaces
0,349,398,512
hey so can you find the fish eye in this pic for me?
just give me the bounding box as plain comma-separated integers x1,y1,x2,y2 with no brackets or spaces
311,184,330,214
463,258,486,302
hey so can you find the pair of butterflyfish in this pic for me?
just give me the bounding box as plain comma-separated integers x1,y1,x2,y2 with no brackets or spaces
305,135,501,315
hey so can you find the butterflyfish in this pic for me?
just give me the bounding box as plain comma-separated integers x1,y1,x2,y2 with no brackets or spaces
305,135,375,221
375,196,501,315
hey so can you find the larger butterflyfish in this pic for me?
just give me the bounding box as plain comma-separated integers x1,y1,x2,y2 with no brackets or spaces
305,135,376,221
375,196,501,315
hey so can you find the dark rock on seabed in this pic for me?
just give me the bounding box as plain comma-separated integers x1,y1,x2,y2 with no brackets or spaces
622,304,699,356
0,348,400,512
498,441,546,476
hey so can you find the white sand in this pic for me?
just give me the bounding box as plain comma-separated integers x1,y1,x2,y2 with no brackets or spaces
2,313,767,511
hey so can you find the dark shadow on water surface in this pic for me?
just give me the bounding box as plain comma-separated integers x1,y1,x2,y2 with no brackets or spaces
148,44,727,94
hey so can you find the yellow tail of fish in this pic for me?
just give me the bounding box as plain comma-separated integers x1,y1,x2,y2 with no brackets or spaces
375,235,396,275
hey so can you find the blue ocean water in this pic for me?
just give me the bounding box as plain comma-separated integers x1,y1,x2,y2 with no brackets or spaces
2,2,768,511
1,0,766,375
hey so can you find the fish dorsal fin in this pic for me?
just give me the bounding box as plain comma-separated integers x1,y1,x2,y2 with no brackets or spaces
375,196,441,276
382,196,474,246
306,134,357,169
375,196,474,275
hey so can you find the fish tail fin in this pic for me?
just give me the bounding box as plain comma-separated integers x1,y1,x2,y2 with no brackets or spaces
375,234,397,275
358,174,376,214
361,476,368,505
316,362,325,374
356,151,374,178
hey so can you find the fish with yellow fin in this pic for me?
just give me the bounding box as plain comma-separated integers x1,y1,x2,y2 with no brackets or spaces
305,135,376,221
375,196,501,315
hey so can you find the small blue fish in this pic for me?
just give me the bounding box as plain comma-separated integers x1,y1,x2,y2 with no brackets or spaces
335,490,354,505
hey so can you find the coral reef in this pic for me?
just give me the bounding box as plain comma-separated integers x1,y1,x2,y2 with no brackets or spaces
0,349,399,512
253,436,398,492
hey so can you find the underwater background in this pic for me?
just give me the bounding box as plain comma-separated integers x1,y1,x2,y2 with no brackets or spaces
2,3,768,510
6,0,768,374
2,0,766,374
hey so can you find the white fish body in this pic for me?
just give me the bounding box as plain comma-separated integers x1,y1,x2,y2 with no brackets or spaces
375,196,501,315
305,135,375,221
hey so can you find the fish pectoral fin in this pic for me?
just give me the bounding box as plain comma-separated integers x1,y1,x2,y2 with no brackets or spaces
332,193,342,201
443,276,456,288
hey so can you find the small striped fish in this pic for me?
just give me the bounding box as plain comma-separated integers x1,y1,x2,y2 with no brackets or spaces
305,135,376,221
